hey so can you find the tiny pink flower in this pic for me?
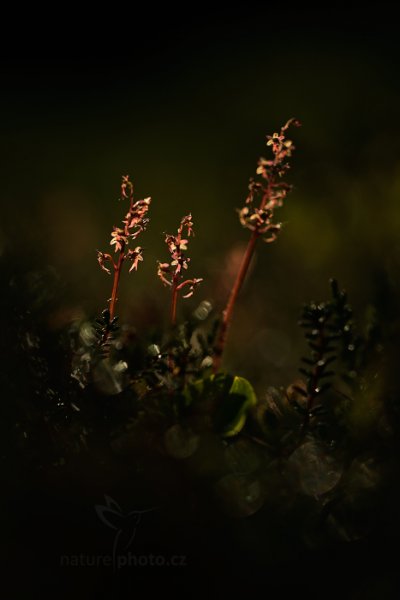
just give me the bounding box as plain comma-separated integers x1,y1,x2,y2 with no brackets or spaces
97,251,114,275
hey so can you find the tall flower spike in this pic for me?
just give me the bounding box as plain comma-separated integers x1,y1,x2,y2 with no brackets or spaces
213,119,300,372
96,175,151,349
157,214,202,325
238,118,300,244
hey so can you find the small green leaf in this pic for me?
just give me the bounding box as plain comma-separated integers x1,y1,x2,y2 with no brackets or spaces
230,376,257,407
215,375,257,438
183,374,257,437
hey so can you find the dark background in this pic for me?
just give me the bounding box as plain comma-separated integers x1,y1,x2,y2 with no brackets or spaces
2,7,400,390
2,8,400,596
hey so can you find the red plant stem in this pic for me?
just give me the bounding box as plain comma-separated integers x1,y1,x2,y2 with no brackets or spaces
176,279,194,292
108,193,134,321
167,278,180,372
213,185,272,373
109,246,125,321
170,279,179,326
213,230,258,372
100,249,125,351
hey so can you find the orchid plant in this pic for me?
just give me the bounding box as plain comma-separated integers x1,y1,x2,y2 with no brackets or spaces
93,121,300,363
157,214,202,325
213,118,301,372
96,175,151,349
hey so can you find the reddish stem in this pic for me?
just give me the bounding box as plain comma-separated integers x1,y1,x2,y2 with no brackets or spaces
213,230,258,372
109,248,125,321
170,279,179,326
107,190,133,322
176,279,194,292
213,184,272,372
167,278,180,373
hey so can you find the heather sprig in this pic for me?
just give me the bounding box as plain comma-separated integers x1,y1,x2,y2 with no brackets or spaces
297,300,337,431
157,214,202,325
296,279,362,435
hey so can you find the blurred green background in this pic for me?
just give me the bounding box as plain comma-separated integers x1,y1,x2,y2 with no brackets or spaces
2,8,400,391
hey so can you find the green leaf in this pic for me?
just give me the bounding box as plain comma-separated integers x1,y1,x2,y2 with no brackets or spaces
215,375,257,438
230,375,257,407
183,373,233,407
183,374,257,437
